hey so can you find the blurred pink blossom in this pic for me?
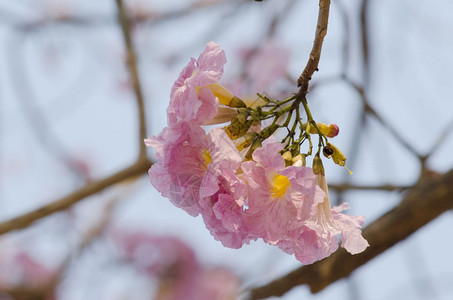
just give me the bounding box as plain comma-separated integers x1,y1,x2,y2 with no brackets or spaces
246,41,290,92
0,244,57,296
115,233,240,300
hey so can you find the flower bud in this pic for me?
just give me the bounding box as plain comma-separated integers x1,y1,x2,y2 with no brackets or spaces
224,110,252,140
282,151,293,166
292,154,306,167
312,154,325,175
234,132,258,151
259,124,279,139
245,138,263,160
207,83,246,108
309,123,339,138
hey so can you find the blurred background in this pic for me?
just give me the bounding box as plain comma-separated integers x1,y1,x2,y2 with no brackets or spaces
1,0,453,299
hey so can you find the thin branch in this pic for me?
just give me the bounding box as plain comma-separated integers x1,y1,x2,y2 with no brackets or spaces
423,116,453,161
7,34,88,182
115,0,147,161
297,0,331,97
3,0,241,32
0,157,151,235
344,77,423,159
360,0,370,87
334,0,350,77
248,169,453,299
329,183,411,192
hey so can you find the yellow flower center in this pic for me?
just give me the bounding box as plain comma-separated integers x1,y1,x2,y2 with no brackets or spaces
201,149,212,167
271,174,291,199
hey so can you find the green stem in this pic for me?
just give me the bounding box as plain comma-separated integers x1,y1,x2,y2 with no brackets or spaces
301,97,323,137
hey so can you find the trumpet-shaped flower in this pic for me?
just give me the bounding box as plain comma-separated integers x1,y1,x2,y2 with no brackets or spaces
276,225,338,264
274,163,368,264
241,141,324,244
145,122,209,216
290,174,369,260
200,164,253,249
168,42,227,127
146,125,251,248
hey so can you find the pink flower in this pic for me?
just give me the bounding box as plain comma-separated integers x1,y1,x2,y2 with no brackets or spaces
246,41,290,92
200,163,253,248
278,174,369,264
308,174,368,255
241,141,324,244
145,122,209,216
332,202,369,254
167,41,227,127
276,225,338,264
146,126,252,248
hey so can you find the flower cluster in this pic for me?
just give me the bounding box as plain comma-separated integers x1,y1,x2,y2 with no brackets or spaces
145,42,368,264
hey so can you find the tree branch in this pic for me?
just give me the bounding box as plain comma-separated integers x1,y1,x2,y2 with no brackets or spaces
248,169,453,299
0,158,151,235
343,77,423,160
297,0,331,97
329,183,411,192
115,0,147,161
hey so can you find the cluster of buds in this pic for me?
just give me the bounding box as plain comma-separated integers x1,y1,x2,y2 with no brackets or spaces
145,42,368,264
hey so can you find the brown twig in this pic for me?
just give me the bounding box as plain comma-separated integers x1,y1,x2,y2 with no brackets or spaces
7,34,88,182
297,0,331,97
115,0,147,161
0,158,151,235
6,0,240,32
248,169,453,299
360,0,370,87
343,77,422,160
329,183,411,192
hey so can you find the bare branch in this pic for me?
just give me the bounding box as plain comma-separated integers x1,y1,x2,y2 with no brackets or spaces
115,0,147,161
329,183,411,192
344,77,423,159
360,0,370,87
3,0,241,32
7,34,88,182
0,158,151,235
297,0,331,97
248,169,453,299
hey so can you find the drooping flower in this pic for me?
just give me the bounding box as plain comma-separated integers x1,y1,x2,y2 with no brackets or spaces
146,124,252,248
332,203,369,254
241,141,324,244
199,129,253,248
145,122,209,216
145,41,368,264
276,159,368,263
167,42,227,127
200,163,253,248
276,225,338,265
292,168,369,259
